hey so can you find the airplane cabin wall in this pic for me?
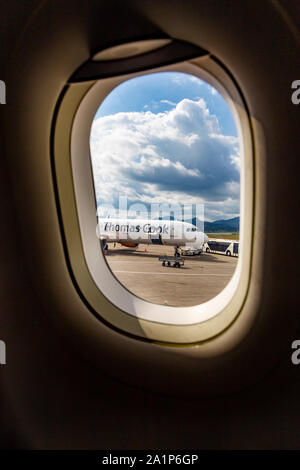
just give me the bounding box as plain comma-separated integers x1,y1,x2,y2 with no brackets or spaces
0,0,299,449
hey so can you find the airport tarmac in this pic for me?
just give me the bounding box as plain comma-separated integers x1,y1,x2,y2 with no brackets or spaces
104,244,238,307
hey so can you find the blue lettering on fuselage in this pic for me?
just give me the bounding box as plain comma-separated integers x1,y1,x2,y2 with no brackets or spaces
143,224,168,234
103,222,169,234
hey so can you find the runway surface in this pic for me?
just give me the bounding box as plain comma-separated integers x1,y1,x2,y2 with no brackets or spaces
105,244,238,307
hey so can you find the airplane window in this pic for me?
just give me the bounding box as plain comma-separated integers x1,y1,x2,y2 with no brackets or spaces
89,71,240,308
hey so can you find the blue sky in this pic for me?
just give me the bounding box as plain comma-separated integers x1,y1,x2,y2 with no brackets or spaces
95,72,237,138
91,72,240,222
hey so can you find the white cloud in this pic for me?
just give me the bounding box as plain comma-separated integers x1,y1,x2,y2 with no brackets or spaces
160,99,176,106
90,98,240,220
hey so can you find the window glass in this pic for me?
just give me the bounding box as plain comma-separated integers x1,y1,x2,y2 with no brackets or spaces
90,72,240,307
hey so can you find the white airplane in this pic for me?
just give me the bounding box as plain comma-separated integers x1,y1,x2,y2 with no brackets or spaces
97,218,209,255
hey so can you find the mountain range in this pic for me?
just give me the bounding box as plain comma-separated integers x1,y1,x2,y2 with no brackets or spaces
158,215,240,232
199,216,239,233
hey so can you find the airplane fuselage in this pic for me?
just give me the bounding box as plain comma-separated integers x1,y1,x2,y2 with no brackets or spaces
97,218,208,249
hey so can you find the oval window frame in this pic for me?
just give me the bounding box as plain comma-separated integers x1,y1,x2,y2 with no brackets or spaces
53,55,254,344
